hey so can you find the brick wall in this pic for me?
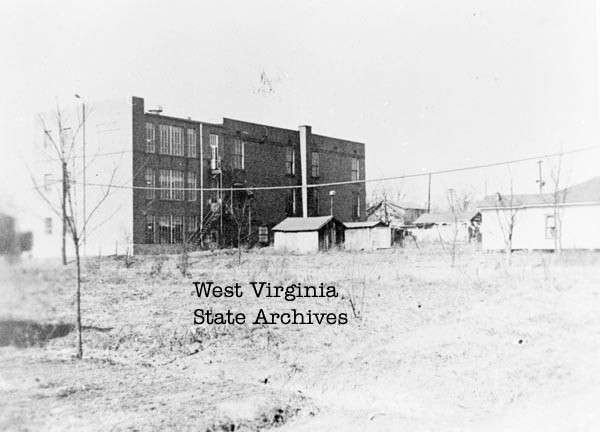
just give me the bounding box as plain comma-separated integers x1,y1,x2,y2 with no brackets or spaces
131,98,366,248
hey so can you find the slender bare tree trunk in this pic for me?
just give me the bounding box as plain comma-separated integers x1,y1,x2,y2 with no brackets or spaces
237,226,242,265
75,239,83,358
62,161,67,265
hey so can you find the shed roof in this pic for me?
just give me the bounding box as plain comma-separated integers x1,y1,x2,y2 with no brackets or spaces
414,211,480,225
272,216,334,232
343,221,387,229
477,177,600,209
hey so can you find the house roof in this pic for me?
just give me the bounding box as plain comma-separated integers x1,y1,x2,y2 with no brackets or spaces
478,177,600,209
272,216,335,232
414,211,480,225
343,221,387,229
562,177,600,203
367,199,426,217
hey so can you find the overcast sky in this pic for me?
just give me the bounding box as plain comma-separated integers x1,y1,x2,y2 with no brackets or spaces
1,0,599,212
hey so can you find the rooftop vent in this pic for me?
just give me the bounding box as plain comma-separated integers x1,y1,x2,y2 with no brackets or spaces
148,105,163,115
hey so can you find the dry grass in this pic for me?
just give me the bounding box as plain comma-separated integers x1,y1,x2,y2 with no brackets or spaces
0,246,599,431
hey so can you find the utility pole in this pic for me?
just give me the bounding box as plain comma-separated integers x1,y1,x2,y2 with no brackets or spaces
427,173,432,213
536,160,545,194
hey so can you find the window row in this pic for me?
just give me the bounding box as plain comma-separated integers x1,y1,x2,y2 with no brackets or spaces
145,214,198,244
145,123,197,157
144,169,197,201
144,129,360,181
294,151,360,180
209,136,244,170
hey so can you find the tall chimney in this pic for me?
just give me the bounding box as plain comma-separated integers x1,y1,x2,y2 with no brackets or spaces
298,125,311,217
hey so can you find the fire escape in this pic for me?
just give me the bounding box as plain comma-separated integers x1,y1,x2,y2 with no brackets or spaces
187,140,223,247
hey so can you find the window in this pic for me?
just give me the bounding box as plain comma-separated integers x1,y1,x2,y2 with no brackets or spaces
43,173,53,192
145,168,155,199
187,172,197,201
145,214,155,244
172,126,184,156
158,125,184,156
171,170,184,200
158,169,184,200
145,123,155,153
44,217,53,235
351,158,359,181
309,189,319,216
286,188,297,216
159,169,171,200
210,134,219,164
232,139,244,169
545,215,556,239
159,125,170,154
172,215,184,243
158,215,171,244
209,177,219,204
285,147,295,175
352,192,361,220
185,216,198,238
311,151,320,177
187,129,197,158
157,215,188,244
258,226,269,243
210,134,219,148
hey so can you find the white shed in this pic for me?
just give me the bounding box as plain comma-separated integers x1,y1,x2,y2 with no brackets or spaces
272,216,344,254
344,221,391,251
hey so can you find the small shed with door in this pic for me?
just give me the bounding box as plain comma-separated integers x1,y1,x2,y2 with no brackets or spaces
272,216,344,253
343,220,391,251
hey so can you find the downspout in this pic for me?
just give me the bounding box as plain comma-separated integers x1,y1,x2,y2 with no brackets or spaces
199,123,204,234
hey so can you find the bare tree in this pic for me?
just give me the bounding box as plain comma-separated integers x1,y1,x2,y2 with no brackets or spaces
225,189,254,265
548,153,569,255
446,188,460,267
30,102,119,359
494,180,519,267
454,187,475,212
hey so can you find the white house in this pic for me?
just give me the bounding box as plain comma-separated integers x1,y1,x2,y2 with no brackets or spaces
478,177,600,251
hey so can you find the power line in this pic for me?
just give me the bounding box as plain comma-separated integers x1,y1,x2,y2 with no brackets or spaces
77,145,599,192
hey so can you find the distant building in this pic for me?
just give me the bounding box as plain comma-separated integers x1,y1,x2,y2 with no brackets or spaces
0,213,32,257
412,211,481,244
367,199,427,245
478,177,600,251
30,97,366,257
